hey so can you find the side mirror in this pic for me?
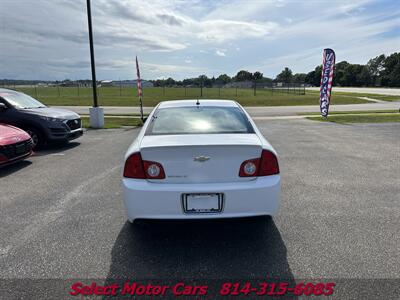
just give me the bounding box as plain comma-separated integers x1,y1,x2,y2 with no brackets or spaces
0,103,7,111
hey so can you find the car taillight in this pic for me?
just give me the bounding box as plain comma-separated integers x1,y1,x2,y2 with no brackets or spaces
239,158,260,177
239,150,279,177
123,152,146,179
143,161,165,179
123,152,165,179
258,149,279,176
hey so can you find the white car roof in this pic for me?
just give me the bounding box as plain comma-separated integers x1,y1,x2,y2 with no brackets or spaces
158,99,238,108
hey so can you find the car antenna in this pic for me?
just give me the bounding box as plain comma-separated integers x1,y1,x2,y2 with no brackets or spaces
196,99,200,105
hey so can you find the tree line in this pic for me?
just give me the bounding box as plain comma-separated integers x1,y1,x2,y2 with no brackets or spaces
150,52,399,88
151,71,271,88
304,52,399,87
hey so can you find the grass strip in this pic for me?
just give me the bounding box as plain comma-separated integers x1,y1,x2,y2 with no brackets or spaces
81,117,142,128
306,113,400,124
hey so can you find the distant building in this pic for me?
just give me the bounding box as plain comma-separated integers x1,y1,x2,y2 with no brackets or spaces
60,80,76,87
111,80,154,88
100,80,113,87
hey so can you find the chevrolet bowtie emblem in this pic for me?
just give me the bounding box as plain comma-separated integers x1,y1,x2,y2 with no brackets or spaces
193,155,210,162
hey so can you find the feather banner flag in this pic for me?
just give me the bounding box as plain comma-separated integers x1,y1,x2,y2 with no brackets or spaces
320,48,335,117
135,56,144,122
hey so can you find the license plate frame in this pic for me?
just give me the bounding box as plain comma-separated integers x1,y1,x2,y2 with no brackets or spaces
182,193,224,214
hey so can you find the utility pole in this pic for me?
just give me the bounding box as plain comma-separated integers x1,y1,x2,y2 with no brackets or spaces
163,77,165,96
200,77,203,97
86,0,104,128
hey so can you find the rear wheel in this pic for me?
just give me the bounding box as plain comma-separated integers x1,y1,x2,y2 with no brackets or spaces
25,127,44,149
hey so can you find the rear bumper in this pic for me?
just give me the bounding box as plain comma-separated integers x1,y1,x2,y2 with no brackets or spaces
122,175,280,222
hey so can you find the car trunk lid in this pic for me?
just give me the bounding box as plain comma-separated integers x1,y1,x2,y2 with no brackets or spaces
140,134,262,183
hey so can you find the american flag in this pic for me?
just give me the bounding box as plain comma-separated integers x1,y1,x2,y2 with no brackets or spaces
319,48,335,117
135,56,144,121
136,56,143,97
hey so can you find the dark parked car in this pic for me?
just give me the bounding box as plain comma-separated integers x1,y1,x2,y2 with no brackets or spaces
0,88,83,148
0,123,33,167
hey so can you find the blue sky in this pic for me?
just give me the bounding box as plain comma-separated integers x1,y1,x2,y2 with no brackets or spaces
0,0,399,80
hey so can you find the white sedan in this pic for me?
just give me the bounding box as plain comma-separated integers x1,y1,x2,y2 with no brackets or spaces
122,100,280,223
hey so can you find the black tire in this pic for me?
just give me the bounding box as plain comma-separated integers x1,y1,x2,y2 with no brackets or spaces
25,127,45,149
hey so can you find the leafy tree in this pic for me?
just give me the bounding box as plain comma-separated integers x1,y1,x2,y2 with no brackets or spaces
165,77,175,86
342,65,358,86
253,71,263,81
234,70,254,81
305,65,322,86
216,74,231,84
340,64,371,86
152,79,164,87
275,67,293,83
357,65,372,86
305,70,316,85
367,54,385,85
380,52,400,87
293,73,306,83
333,61,350,86
197,75,212,87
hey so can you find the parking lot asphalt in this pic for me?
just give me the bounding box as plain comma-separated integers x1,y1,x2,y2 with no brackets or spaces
0,119,399,298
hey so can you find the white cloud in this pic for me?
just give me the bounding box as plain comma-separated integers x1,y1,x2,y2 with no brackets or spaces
142,62,201,71
197,20,279,43
339,0,370,15
215,49,226,57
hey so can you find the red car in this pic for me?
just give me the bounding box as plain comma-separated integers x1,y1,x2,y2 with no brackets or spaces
0,124,33,167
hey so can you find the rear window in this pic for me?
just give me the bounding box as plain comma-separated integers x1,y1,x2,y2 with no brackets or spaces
146,106,254,135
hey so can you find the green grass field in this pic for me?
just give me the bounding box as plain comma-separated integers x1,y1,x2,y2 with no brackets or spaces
307,113,400,124
9,86,372,107
81,116,142,128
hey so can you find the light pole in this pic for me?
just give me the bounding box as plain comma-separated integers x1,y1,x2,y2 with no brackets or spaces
86,0,104,128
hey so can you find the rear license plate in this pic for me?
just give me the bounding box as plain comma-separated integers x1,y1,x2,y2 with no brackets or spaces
182,193,223,214
15,144,26,155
